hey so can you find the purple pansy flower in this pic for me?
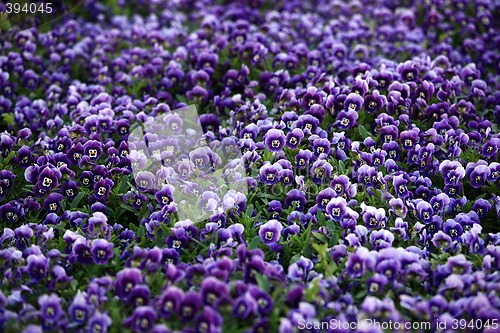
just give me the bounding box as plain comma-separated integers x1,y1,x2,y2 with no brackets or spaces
285,128,304,149
124,306,157,333
288,256,314,282
90,239,114,265
258,162,282,185
259,220,283,246
326,197,348,222
264,128,285,152
38,294,63,330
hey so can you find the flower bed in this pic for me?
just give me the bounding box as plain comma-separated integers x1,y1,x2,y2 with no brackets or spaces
0,0,499,332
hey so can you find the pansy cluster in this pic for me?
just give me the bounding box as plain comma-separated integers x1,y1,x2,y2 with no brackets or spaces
0,0,499,332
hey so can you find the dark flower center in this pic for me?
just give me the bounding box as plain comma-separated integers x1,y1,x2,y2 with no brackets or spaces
43,177,53,187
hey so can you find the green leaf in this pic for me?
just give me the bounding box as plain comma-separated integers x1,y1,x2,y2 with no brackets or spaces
353,288,367,301
255,273,270,293
2,113,15,126
329,231,339,247
326,219,336,232
128,223,137,232
70,279,78,290
137,226,146,239
120,204,138,213
358,125,370,139
311,231,328,244
316,209,326,226
245,204,254,218
118,175,131,193
159,222,171,235
304,278,320,302
312,242,328,256
338,159,345,174
248,235,261,249
2,151,16,166
70,192,85,210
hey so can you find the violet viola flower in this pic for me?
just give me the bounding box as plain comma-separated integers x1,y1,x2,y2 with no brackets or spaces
416,200,434,223
397,60,419,81
443,219,464,241
165,228,189,251
282,111,298,130
199,114,220,134
285,189,306,212
295,114,320,135
285,128,304,149
189,147,211,170
61,181,78,200
429,193,450,213
400,130,419,150
88,312,112,333
115,268,144,300
326,197,347,222
439,160,465,184
38,294,63,330
264,128,285,152
364,90,387,113
200,276,228,307
84,140,102,160
267,200,282,219
345,247,375,278
259,220,283,246
393,174,411,199
26,253,49,281
43,193,63,213
232,292,257,320
68,291,90,325
194,306,222,333
370,230,395,250
87,212,110,240
198,191,220,213
366,273,389,294
73,238,93,265
124,306,157,333
488,162,500,183
472,198,492,219
361,203,387,229
432,231,453,249
280,168,294,186
157,286,183,319
295,149,313,169
36,166,62,192
90,239,114,265
482,138,500,158
283,224,301,243
310,159,333,185
288,256,314,282
344,93,364,113
0,170,15,195
316,188,336,210
312,137,331,157
135,171,156,190
1,0,500,330
468,164,491,188
155,185,175,207
176,291,201,322
335,109,358,130
390,218,409,241
258,162,282,185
